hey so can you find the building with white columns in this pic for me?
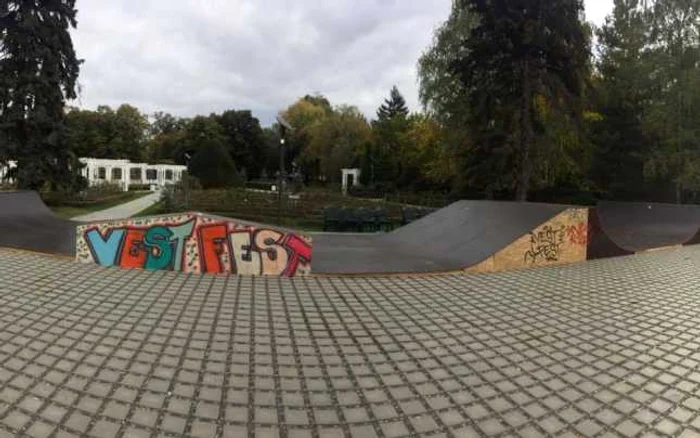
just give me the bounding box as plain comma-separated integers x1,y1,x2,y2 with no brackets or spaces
1,158,187,192
79,158,187,191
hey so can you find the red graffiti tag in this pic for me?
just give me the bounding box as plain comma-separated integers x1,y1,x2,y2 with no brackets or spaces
282,234,313,276
198,224,230,274
566,222,589,246
120,229,147,269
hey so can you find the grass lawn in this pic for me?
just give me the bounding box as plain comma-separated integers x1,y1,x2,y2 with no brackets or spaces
52,191,153,219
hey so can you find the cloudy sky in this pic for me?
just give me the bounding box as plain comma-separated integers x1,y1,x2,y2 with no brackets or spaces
70,0,614,126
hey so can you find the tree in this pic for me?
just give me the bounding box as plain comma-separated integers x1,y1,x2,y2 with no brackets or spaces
65,104,148,162
149,112,186,138
65,107,107,158
371,86,411,187
418,2,477,124
186,116,240,188
146,112,188,163
402,114,456,189
453,0,591,200
306,105,371,184
112,104,149,161
189,138,240,189
217,110,266,180
0,0,83,190
282,96,331,182
642,0,700,202
377,86,409,122
592,0,656,199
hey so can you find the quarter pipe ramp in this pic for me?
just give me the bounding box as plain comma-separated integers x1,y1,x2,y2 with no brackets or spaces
5,191,700,277
588,201,700,258
0,191,76,256
312,201,590,274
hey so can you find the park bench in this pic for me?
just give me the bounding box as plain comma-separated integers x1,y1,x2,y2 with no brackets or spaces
323,207,394,232
401,206,434,225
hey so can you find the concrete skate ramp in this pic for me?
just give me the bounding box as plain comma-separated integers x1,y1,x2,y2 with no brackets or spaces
312,201,571,274
0,191,76,256
595,201,700,252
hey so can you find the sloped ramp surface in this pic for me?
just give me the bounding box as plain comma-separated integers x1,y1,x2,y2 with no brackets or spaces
595,201,700,252
312,201,570,274
0,191,76,256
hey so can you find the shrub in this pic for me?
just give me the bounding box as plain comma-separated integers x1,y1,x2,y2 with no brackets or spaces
128,183,153,191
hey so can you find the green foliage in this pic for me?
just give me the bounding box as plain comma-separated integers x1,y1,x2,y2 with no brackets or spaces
591,0,700,202
217,110,266,180
377,86,409,122
370,87,411,187
282,96,331,180
306,105,371,184
452,0,591,200
187,119,242,189
66,104,149,161
0,0,83,191
418,2,476,125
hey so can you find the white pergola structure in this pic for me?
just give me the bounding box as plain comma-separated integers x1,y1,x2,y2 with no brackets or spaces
341,168,361,195
79,158,187,192
0,161,16,185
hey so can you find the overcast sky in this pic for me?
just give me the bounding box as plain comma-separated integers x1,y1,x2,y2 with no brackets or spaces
70,0,614,126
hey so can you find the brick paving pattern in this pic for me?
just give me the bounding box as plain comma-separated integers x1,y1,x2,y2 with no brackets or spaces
0,247,700,437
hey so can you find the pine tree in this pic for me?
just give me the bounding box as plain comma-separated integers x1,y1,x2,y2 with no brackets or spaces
0,0,82,190
377,86,409,122
372,86,410,187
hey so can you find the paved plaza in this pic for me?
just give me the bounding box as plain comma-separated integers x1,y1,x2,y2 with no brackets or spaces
0,247,700,437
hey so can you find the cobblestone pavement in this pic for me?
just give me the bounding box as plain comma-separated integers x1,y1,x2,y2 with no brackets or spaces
2,248,700,437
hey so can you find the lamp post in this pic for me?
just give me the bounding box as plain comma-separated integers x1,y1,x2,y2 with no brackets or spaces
276,114,293,226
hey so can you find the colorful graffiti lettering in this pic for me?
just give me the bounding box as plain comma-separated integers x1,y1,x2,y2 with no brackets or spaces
524,225,566,264
79,215,312,277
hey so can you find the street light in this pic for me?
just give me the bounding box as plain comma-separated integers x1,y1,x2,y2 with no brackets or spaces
276,114,294,226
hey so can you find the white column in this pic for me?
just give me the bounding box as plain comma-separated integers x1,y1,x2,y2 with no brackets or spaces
123,165,130,192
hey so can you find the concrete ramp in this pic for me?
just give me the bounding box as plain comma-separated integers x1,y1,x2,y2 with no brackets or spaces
312,201,590,274
0,191,76,256
76,213,312,277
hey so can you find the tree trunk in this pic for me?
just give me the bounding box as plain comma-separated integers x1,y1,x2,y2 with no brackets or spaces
516,60,533,202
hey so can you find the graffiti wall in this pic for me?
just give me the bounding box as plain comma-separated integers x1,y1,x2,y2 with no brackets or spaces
467,208,589,274
76,214,312,276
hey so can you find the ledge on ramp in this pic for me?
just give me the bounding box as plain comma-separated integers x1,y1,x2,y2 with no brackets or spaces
76,213,312,277
312,201,591,275
0,191,76,256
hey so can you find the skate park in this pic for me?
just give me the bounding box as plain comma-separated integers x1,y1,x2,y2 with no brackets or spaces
3,0,700,434
4,190,700,276
1,190,700,436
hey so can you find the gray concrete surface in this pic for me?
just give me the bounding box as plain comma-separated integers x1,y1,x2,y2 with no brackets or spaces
72,191,160,222
0,247,700,436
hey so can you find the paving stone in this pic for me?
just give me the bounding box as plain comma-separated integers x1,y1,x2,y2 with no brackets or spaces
3,247,700,436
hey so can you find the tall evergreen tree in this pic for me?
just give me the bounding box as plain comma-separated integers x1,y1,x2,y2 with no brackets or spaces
453,0,591,200
370,86,410,187
592,0,655,199
377,86,409,122
0,0,83,190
